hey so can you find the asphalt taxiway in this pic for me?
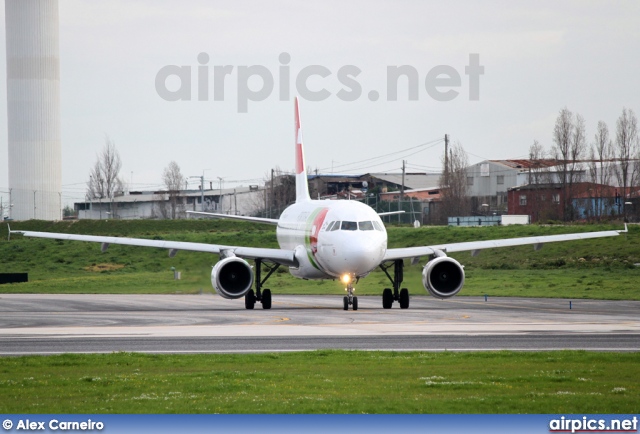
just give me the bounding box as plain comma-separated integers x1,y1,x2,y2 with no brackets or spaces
0,294,638,354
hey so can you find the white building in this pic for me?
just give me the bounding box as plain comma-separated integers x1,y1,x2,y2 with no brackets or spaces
76,186,265,220
465,159,587,212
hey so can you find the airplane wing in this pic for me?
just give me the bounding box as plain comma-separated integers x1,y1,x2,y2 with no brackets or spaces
382,225,627,262
9,229,297,266
186,211,279,225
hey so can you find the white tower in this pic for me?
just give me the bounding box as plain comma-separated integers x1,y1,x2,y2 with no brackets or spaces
5,0,61,220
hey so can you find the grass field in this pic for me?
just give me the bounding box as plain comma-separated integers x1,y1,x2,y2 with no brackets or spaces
2,220,639,299
0,351,637,414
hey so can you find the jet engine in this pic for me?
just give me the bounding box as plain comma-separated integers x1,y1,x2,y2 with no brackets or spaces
211,256,254,299
422,256,465,299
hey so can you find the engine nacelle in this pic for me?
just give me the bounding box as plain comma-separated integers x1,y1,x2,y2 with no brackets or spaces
211,256,254,299
422,256,465,299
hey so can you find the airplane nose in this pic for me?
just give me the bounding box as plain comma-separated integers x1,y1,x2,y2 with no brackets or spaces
336,234,386,275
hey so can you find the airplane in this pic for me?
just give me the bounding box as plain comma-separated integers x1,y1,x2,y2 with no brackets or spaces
10,97,627,311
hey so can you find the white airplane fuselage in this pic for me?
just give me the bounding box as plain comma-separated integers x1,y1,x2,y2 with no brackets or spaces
276,199,387,280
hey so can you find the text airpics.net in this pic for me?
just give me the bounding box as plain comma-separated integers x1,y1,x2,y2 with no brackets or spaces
549,416,638,433
155,52,484,112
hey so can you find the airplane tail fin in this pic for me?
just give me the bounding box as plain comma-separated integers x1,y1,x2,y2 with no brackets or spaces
294,97,311,202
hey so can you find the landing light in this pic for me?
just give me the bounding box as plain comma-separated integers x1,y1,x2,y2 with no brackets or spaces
341,274,351,284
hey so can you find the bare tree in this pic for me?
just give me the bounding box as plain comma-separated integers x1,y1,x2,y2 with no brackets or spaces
552,108,586,220
150,193,169,219
438,141,470,222
614,108,639,215
86,137,125,217
162,161,185,219
528,140,554,185
526,140,555,221
264,166,295,218
588,121,614,219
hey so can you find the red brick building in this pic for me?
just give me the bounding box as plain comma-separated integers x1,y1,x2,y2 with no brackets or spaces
508,182,620,222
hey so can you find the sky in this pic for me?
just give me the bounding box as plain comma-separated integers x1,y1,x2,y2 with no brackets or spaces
1,0,639,207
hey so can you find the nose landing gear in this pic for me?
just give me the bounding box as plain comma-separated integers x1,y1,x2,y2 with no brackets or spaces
343,280,358,311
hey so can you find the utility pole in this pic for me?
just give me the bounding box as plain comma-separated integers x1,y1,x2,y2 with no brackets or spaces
218,177,223,212
400,159,406,223
188,172,208,212
270,168,274,218
200,174,204,212
444,134,449,179
400,159,406,201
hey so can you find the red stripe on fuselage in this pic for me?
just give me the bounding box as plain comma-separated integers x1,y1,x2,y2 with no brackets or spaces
309,207,330,256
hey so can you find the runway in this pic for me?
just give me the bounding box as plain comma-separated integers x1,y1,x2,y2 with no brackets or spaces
1,294,639,354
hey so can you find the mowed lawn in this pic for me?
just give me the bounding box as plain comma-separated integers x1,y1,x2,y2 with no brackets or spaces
1,220,639,299
0,351,637,414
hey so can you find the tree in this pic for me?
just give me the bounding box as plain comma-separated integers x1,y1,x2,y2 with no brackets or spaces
63,205,75,218
552,108,586,221
162,161,185,219
614,108,639,216
526,140,558,222
151,193,170,219
528,140,554,185
264,166,295,218
438,141,470,223
87,137,124,200
588,121,614,219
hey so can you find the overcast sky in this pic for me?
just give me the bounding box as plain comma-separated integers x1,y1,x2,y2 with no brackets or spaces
1,0,639,207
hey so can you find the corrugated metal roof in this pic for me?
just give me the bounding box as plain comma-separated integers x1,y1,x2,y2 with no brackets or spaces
85,186,263,204
488,159,563,169
369,173,441,189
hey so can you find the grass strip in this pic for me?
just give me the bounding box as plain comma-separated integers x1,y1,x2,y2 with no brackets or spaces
0,351,637,414
2,221,639,300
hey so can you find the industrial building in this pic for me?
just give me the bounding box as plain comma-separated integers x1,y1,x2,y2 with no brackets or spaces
75,186,265,220
507,182,625,222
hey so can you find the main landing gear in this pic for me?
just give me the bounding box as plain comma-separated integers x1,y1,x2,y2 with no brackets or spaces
379,260,410,309
245,258,279,310
343,279,358,311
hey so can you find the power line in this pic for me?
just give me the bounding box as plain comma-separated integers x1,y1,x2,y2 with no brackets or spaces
318,137,444,173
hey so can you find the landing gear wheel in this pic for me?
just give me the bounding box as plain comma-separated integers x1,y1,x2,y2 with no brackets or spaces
261,288,272,310
245,290,256,310
382,288,393,309
343,296,349,311
252,258,279,311
380,260,407,309
352,296,358,311
399,288,409,309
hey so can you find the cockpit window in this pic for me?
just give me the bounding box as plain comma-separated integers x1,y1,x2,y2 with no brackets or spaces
325,221,335,231
341,221,358,231
358,221,374,231
373,221,384,231
330,221,341,231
